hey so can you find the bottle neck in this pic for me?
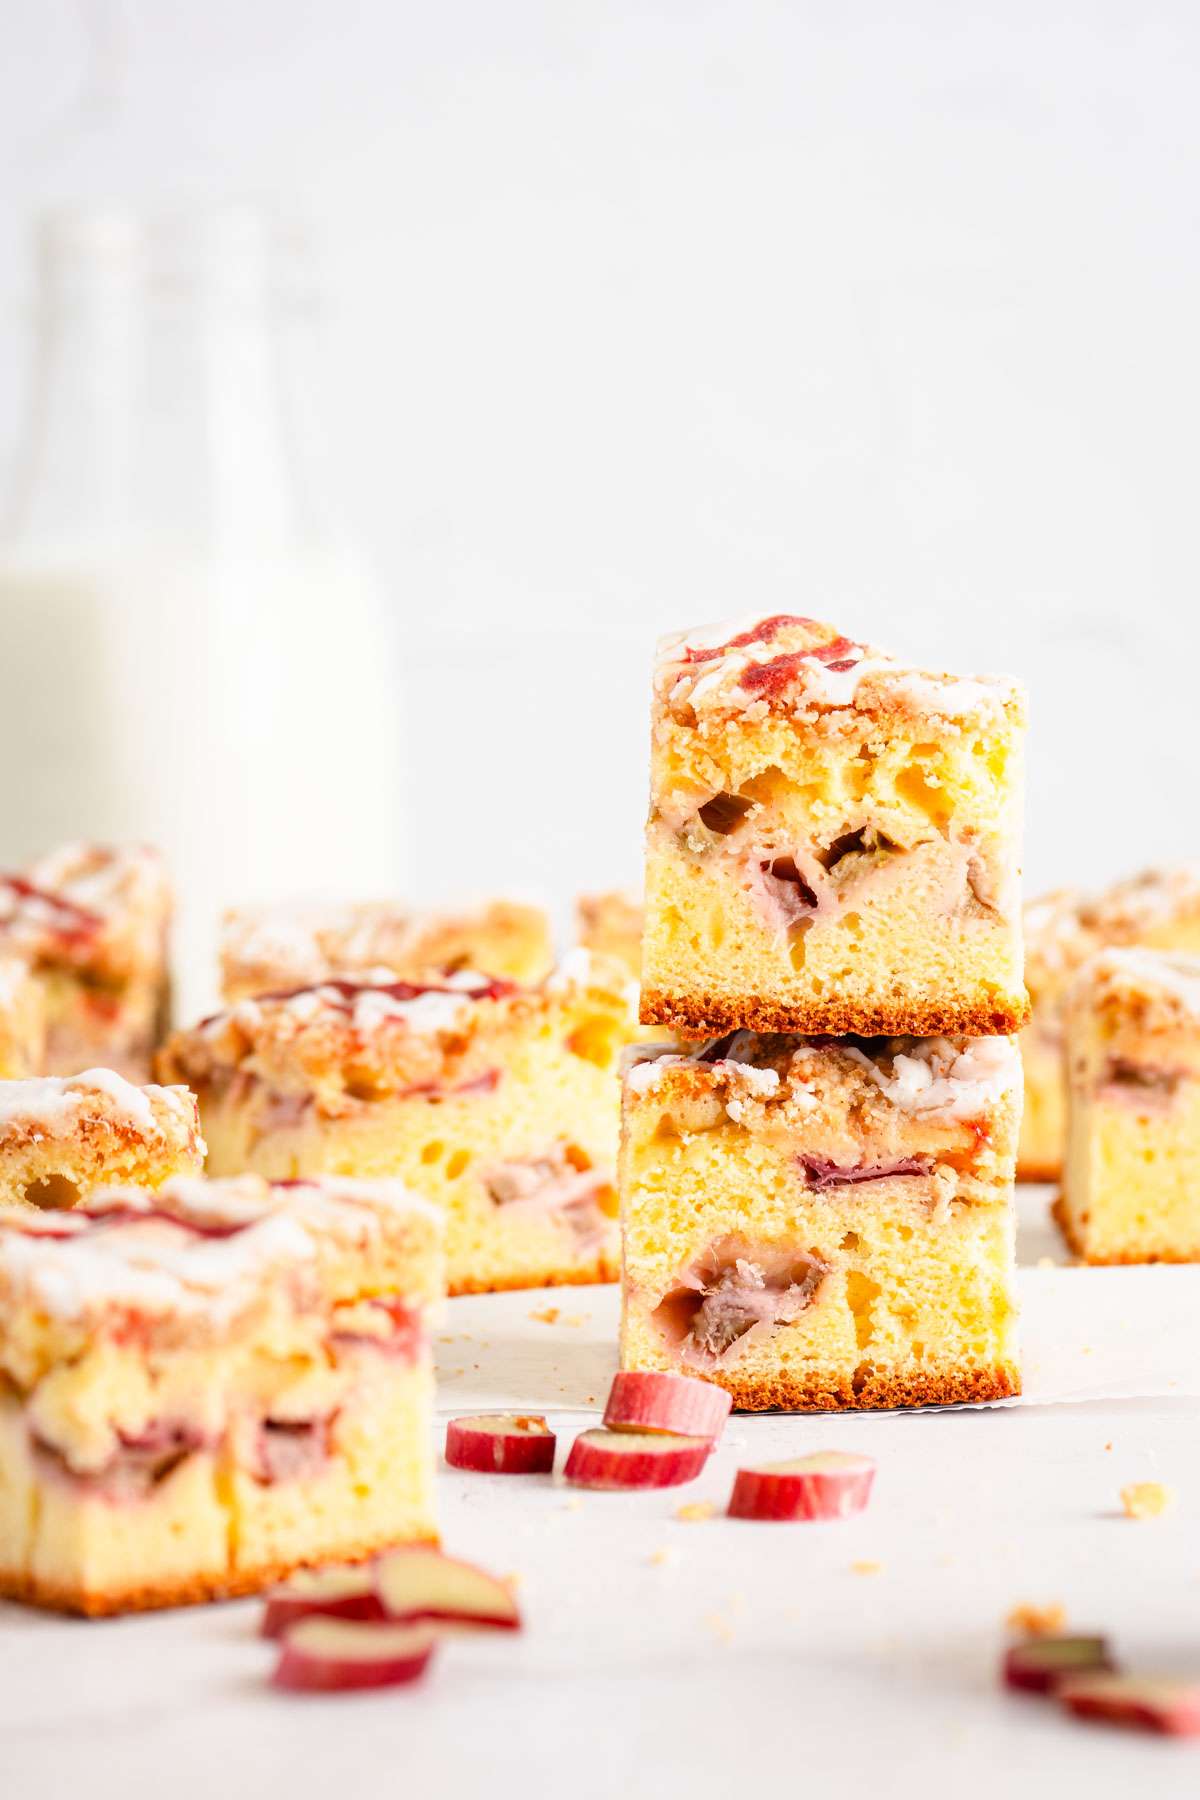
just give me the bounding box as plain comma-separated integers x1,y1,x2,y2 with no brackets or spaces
5,210,328,561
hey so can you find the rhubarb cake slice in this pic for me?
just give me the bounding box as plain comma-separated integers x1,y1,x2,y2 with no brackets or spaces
0,956,45,1080
641,613,1027,1038
1058,948,1200,1263
0,1174,442,1615
220,896,554,1003
1019,867,1200,1182
1018,890,1100,1182
619,1032,1022,1410
577,891,644,981
0,843,172,1082
159,953,636,1295
0,1071,203,1214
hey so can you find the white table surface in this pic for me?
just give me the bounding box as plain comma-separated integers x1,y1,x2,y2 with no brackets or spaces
5,1187,1200,1800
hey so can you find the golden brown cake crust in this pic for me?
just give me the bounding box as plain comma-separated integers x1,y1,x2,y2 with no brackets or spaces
655,1362,1022,1413
448,1257,617,1298
1016,1158,1061,1184
1050,1192,1200,1265
640,987,1029,1039
0,1531,439,1618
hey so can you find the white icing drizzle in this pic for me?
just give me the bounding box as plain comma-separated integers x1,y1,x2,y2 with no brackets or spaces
215,970,503,1041
0,1070,191,1137
654,613,1018,721
843,1036,1020,1118
1087,947,1200,1016
0,1174,439,1322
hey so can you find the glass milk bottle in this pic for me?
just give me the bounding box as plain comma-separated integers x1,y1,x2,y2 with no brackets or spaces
0,207,403,1015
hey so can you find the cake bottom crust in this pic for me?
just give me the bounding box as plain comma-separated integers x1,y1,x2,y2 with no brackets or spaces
683,1362,1022,1414
1016,1158,1062,1184
449,1256,617,1298
1051,1193,1200,1265
0,1530,439,1619
640,988,1030,1041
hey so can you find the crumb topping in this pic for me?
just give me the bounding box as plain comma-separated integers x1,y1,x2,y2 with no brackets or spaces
0,1070,198,1144
161,959,635,1108
627,1030,1019,1123
0,1174,440,1324
654,613,1020,725
0,843,170,981
1077,947,1200,1022
1083,866,1200,939
842,1035,1020,1119
220,894,551,997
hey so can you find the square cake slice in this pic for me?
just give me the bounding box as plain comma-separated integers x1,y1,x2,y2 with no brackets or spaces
641,613,1027,1037
0,843,172,1082
1019,867,1200,1182
619,1031,1022,1410
219,896,554,1003
158,953,636,1295
576,891,644,981
0,1174,442,1615
1058,948,1200,1263
0,1071,204,1213
0,955,45,1080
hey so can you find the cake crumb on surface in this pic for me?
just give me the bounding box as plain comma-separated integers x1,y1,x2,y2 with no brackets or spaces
705,1611,735,1644
530,1306,561,1325
649,1547,677,1567
675,1500,716,1524
1121,1481,1176,1520
1005,1601,1066,1636
851,1560,883,1577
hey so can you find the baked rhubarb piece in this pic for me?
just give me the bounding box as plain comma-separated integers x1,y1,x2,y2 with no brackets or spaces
1057,948,1200,1263
0,955,45,1080
159,954,636,1295
576,891,644,981
1018,868,1200,1182
0,1174,442,1615
619,1032,1021,1410
0,1071,203,1212
641,613,1027,1038
0,843,172,1082
220,896,553,1003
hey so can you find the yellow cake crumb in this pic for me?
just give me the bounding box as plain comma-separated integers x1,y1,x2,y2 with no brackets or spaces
1005,1601,1066,1636
675,1500,716,1524
851,1560,883,1577
1121,1481,1176,1520
530,1306,561,1325
649,1546,676,1566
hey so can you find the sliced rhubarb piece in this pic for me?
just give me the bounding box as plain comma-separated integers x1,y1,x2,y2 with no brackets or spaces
1003,1635,1115,1695
727,1451,875,1521
603,1371,732,1442
1057,1673,1200,1736
272,1617,438,1693
262,1563,384,1638
375,1545,521,1630
564,1427,711,1490
445,1412,556,1475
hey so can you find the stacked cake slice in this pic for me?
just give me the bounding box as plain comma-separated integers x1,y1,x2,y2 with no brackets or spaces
621,612,1027,1410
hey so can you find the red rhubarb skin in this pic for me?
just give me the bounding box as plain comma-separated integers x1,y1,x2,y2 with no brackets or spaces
564,1431,710,1490
272,1630,436,1693
445,1417,557,1475
1001,1638,1113,1695
1058,1681,1200,1737
262,1589,384,1640
603,1372,732,1442
727,1462,875,1522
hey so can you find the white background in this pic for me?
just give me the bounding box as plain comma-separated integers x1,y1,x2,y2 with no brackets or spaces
0,0,1197,905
